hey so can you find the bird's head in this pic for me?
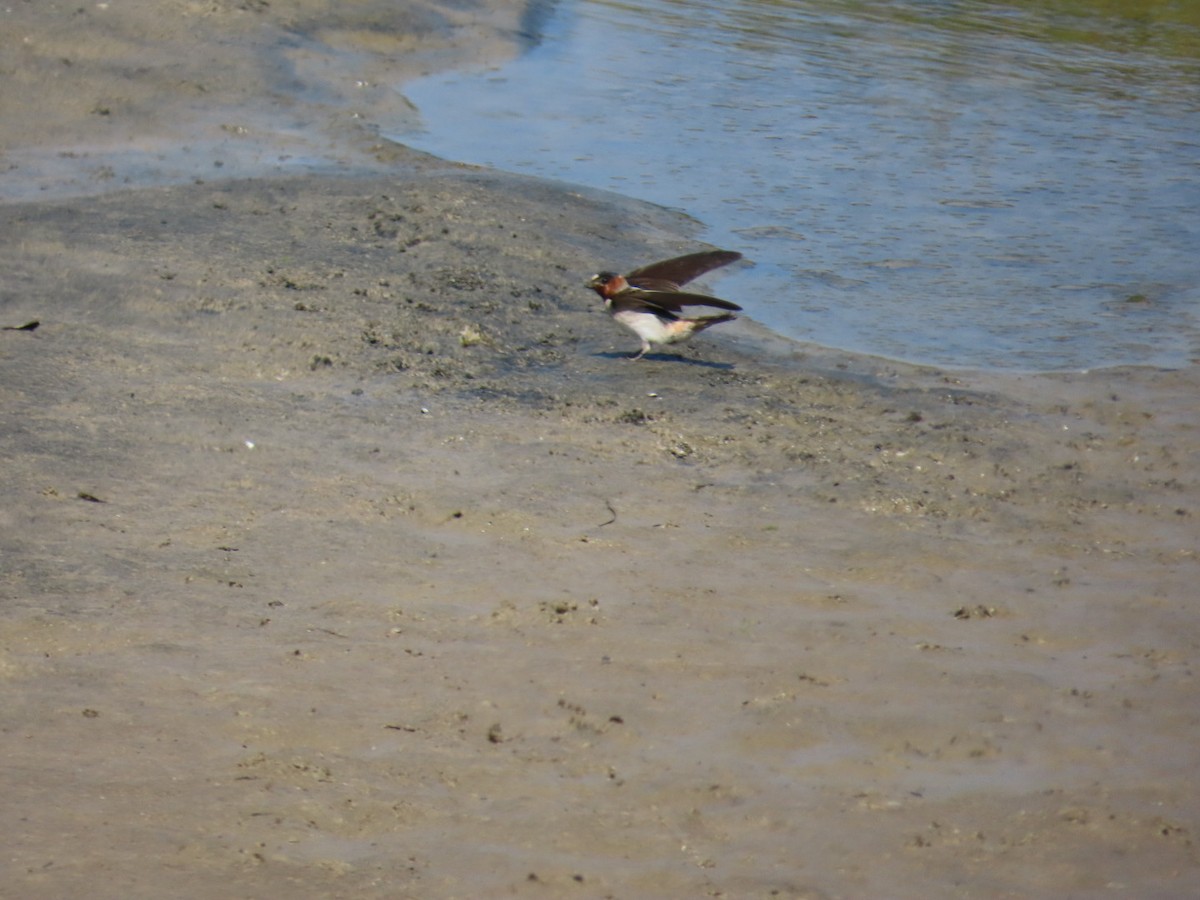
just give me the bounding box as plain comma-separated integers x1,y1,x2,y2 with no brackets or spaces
587,272,622,298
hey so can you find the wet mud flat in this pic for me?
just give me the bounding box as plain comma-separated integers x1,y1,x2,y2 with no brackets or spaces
1,167,1197,898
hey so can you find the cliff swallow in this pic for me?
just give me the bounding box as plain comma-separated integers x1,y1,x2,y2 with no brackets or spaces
587,250,742,360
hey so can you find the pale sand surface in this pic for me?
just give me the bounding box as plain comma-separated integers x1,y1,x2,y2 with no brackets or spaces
2,3,1198,898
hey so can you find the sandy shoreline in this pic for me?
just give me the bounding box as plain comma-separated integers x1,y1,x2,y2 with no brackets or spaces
2,3,1198,898
0,0,533,201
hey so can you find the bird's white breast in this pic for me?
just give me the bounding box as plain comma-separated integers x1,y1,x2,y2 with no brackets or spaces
612,309,674,343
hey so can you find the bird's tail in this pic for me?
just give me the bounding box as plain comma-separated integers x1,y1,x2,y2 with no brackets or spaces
690,313,737,334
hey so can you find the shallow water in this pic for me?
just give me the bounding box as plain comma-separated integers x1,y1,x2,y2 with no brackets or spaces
396,0,1200,371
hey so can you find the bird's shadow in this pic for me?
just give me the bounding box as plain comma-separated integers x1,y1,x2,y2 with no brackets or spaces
593,351,735,370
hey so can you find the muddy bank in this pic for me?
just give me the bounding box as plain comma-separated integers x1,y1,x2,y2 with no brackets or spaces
0,0,533,200
2,0,1199,896
1,169,1197,898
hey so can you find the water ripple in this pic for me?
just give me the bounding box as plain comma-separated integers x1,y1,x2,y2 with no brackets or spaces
396,0,1200,370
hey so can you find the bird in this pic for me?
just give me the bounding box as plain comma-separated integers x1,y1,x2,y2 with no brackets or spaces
586,250,742,360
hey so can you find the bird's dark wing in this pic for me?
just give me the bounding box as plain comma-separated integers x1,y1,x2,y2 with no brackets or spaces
627,250,742,287
609,293,681,318
618,289,742,315
620,276,685,293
